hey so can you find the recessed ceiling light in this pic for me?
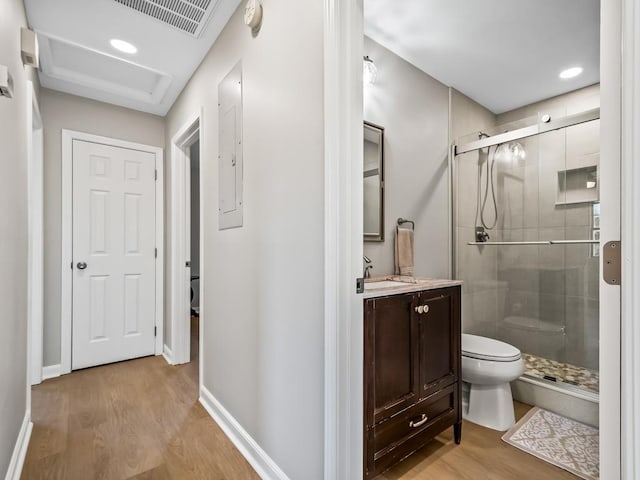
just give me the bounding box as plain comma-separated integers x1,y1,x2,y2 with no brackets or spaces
559,67,583,79
110,39,137,54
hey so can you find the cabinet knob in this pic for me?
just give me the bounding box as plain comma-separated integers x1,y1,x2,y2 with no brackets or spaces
417,305,424,314
423,304,430,313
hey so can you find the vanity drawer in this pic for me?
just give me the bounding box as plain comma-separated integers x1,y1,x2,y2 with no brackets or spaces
369,384,458,474
373,385,456,464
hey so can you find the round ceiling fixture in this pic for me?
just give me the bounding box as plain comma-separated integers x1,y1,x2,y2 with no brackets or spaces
110,39,137,55
559,66,583,79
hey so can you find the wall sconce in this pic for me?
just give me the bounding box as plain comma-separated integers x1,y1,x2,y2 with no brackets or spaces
363,56,377,85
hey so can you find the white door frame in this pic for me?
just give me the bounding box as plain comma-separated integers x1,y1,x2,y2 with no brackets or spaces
323,0,364,478
26,81,43,387
60,130,164,375
325,1,631,480
167,111,201,366
620,0,640,477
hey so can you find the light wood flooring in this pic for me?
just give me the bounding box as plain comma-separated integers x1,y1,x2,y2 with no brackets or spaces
24,320,579,480
22,317,259,480
377,402,579,480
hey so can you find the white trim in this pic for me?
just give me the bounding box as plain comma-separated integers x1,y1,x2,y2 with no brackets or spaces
60,130,164,375
42,364,61,381
169,111,201,365
3,413,33,480
600,0,623,477
323,0,364,478
26,81,44,387
621,0,640,477
162,344,175,365
199,386,290,480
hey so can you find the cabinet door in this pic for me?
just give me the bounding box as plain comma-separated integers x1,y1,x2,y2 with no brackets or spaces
365,293,420,426
417,288,461,398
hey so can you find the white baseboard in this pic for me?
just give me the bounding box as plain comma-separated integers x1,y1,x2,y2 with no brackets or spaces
162,344,175,365
4,413,32,480
42,364,61,381
199,386,290,480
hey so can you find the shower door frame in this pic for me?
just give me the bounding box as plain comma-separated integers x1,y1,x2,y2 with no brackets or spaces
450,109,602,395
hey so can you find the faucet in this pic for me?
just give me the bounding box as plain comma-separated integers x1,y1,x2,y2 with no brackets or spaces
363,255,373,278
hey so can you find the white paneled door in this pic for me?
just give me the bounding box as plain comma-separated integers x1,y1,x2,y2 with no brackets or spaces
72,140,157,370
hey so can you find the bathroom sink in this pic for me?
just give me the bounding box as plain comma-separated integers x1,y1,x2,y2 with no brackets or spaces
364,280,411,290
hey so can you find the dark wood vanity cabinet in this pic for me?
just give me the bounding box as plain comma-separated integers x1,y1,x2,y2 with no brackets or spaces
364,286,461,479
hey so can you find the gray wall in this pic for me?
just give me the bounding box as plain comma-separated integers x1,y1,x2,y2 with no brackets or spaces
363,37,451,279
40,89,165,366
165,1,325,478
0,0,40,475
450,89,499,337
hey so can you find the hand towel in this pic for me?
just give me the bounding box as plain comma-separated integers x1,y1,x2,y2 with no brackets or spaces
394,226,414,277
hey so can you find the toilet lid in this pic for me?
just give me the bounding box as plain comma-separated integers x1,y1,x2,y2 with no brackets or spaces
462,334,522,362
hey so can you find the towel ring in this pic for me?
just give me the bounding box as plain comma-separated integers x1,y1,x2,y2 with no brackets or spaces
397,218,415,230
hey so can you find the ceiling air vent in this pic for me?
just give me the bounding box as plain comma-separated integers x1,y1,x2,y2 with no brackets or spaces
114,0,216,37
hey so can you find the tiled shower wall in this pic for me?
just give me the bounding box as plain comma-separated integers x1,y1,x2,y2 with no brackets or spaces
454,85,600,373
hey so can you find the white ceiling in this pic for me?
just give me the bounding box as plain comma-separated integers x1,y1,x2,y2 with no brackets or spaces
364,0,600,114
24,0,242,116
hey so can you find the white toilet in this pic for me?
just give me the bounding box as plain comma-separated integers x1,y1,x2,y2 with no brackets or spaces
461,334,525,431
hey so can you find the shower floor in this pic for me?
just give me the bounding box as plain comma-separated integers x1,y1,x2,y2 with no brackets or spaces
523,353,599,394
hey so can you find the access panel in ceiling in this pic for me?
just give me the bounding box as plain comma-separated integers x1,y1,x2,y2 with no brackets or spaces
114,0,218,37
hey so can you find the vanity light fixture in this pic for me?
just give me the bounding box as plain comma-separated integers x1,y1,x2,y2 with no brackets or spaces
559,66,583,79
363,56,377,85
110,38,137,54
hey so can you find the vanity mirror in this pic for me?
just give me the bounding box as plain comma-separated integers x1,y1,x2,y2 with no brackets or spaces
364,121,384,241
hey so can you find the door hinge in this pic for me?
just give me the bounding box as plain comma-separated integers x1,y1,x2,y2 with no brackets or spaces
154,169,158,180
70,261,73,269
155,247,158,258
154,326,157,337
603,241,622,285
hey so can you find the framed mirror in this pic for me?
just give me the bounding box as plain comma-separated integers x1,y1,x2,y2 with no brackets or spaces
364,121,384,241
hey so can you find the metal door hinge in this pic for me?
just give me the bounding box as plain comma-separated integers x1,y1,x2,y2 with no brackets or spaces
603,241,621,285
154,326,157,337
155,247,158,258
154,169,158,180
356,277,364,294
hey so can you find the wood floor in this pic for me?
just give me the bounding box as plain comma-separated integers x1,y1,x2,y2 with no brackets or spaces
377,402,579,480
21,317,259,480
24,320,579,480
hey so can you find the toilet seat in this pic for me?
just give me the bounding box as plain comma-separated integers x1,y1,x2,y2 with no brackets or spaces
462,334,522,363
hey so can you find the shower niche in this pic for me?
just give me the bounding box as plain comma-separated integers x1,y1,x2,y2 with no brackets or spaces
556,164,599,205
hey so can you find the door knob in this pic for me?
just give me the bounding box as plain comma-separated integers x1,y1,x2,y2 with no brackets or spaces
77,262,87,270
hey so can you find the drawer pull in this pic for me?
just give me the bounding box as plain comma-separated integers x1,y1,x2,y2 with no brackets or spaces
409,414,428,428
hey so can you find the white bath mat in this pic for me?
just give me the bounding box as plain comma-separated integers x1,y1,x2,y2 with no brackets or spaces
502,407,599,480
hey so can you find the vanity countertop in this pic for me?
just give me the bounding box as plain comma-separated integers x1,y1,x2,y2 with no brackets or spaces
363,275,462,299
